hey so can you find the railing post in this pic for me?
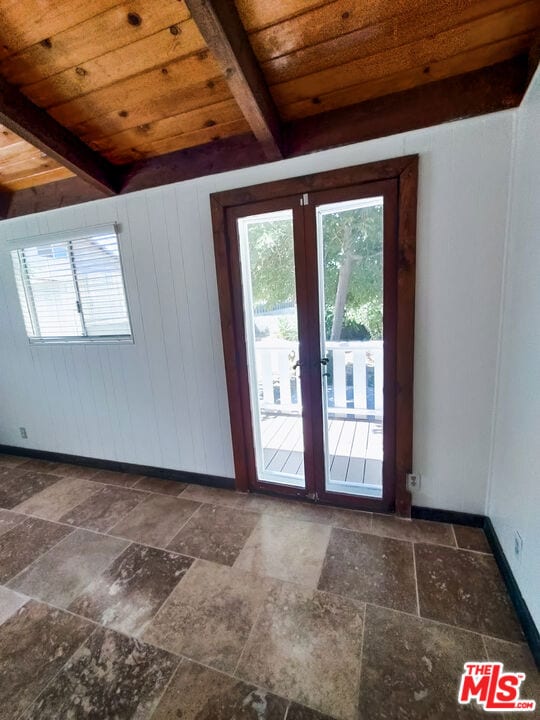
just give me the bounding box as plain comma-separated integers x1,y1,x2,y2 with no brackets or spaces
259,348,273,406
278,347,292,407
333,348,347,410
353,348,367,410
374,347,384,411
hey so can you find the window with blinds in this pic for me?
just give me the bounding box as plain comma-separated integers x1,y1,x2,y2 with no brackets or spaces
10,224,132,343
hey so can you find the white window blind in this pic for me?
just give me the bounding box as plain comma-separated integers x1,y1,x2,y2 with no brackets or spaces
10,224,132,343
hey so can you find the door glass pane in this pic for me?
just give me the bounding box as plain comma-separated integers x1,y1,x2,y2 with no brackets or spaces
317,197,384,497
238,210,305,488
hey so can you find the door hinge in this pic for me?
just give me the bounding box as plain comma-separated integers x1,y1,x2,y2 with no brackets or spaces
300,193,309,206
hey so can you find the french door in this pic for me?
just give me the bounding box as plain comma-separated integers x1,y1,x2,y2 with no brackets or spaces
212,158,417,513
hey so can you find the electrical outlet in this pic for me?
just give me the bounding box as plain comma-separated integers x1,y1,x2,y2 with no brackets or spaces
19,426,28,439
406,473,421,492
514,530,523,560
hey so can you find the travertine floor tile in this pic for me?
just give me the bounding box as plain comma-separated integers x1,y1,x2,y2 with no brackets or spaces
234,514,331,588
371,514,455,545
179,483,244,508
287,704,336,720
0,466,528,720
91,468,142,487
328,507,373,533
0,517,71,584
415,543,523,642
318,528,417,613
14,477,100,521
60,484,148,532
483,636,540,714
50,463,101,480
358,604,486,719
69,543,193,635
238,495,333,524
133,475,187,495
0,600,93,720
18,458,60,473
168,503,260,565
8,528,128,608
0,471,60,510
151,658,288,720
24,626,178,720
0,586,27,625
143,559,272,673
453,525,492,553
238,582,364,720
0,453,27,467
0,509,24,537
109,493,200,547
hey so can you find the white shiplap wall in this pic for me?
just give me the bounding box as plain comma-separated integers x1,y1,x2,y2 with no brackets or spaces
0,110,514,510
0,186,234,477
487,70,540,628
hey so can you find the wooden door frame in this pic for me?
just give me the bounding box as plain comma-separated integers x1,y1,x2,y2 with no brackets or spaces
210,155,418,516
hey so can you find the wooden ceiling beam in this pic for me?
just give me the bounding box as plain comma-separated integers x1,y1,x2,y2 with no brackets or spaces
3,56,530,218
121,56,529,191
285,55,529,157
185,0,283,161
0,75,121,195
0,191,12,219
6,176,109,219
528,33,540,83
121,133,267,193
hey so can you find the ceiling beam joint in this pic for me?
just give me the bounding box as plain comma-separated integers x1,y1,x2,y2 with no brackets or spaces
0,75,121,195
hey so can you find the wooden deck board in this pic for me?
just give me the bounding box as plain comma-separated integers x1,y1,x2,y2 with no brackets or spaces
330,419,356,482
260,413,382,485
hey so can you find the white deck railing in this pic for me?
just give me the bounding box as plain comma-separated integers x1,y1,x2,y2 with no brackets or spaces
255,340,383,417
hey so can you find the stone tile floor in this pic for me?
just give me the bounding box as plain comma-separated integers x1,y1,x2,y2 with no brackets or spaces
0,453,538,720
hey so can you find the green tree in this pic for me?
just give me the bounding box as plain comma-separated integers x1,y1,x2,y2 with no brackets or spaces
322,204,383,340
247,204,383,340
248,219,296,308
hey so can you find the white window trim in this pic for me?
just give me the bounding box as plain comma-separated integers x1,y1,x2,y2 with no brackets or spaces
11,223,135,346
7,223,118,249
27,335,134,345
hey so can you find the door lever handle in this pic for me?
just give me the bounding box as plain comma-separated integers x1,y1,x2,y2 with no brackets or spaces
292,361,301,370
320,357,329,365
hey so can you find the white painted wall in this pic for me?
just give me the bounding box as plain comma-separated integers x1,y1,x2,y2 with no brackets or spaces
487,69,540,627
0,110,514,512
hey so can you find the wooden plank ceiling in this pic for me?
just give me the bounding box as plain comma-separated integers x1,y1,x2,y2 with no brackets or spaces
0,124,74,190
0,0,538,195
